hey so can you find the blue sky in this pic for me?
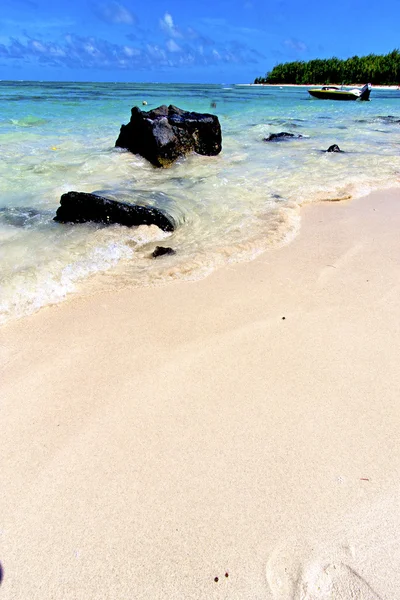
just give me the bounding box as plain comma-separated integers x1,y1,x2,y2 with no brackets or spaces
1,0,399,82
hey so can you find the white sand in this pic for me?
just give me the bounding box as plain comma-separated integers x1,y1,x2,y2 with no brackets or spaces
1,189,400,599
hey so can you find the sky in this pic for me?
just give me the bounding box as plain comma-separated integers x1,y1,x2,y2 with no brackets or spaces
1,0,400,83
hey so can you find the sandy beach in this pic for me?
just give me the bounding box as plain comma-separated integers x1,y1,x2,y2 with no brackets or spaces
1,188,400,599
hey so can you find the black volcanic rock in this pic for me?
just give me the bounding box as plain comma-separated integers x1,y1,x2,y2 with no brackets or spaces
326,144,343,153
264,132,304,141
54,191,175,232
152,246,176,258
115,104,222,167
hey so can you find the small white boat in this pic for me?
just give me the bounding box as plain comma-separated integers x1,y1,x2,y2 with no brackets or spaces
308,83,372,101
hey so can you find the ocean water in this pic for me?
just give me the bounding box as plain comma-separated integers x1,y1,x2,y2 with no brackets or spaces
1,81,400,323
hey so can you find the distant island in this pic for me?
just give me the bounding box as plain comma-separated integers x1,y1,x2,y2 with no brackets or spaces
254,49,400,85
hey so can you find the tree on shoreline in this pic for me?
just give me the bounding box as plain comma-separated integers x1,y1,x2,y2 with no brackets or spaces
254,50,400,85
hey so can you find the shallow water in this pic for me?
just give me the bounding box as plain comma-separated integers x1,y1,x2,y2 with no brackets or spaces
1,81,400,323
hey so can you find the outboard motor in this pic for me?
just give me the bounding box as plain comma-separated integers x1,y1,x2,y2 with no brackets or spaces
359,83,372,101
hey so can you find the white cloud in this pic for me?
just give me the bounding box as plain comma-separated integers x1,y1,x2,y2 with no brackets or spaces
163,13,174,30
31,40,46,52
0,19,262,71
160,12,181,37
123,45,140,56
146,43,167,61
166,39,181,52
49,46,66,57
284,38,307,53
84,42,100,56
96,2,136,25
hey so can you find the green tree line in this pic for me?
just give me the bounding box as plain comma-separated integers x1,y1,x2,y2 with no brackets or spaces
254,50,400,85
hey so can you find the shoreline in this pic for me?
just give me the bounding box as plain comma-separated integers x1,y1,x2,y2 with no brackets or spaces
2,188,400,598
2,179,400,327
239,83,400,89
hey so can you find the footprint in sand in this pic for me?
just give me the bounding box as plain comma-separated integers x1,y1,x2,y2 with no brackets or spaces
298,561,382,599
267,555,383,599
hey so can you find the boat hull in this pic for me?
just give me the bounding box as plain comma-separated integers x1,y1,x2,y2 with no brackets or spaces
308,89,358,101
308,83,371,101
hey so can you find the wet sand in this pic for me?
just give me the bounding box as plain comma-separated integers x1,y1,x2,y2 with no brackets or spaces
1,188,400,599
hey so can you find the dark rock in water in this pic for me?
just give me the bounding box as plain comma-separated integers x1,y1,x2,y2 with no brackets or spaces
115,104,222,167
54,191,175,232
326,144,343,153
264,132,303,142
377,115,400,124
152,246,176,258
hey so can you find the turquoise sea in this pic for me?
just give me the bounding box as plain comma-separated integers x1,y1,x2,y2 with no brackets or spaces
1,81,400,323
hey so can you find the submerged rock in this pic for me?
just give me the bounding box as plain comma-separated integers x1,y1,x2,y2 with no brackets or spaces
0,206,45,228
264,132,304,142
54,191,175,232
377,115,400,124
326,144,343,153
152,246,176,258
115,104,222,167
